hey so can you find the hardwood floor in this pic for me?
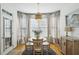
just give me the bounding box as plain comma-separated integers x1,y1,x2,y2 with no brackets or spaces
7,44,63,55
7,44,25,55
50,43,62,55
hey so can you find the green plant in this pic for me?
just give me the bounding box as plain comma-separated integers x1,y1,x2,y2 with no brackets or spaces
33,30,42,39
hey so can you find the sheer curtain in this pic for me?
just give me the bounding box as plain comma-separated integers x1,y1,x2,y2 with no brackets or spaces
49,11,60,42
17,12,30,44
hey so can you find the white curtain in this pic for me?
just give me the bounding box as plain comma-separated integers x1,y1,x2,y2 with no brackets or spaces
17,12,30,44
49,11,60,40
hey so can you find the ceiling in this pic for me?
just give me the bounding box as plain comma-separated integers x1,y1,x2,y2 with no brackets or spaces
1,3,79,13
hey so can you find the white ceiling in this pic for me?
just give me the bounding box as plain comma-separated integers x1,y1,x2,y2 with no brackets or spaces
1,3,79,13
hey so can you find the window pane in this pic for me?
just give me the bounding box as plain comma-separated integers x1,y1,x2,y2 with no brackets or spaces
40,27,47,38
30,19,38,28
39,18,47,27
4,18,11,38
5,18,10,28
5,29,10,37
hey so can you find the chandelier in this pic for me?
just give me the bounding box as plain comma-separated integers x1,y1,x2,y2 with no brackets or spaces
35,3,42,20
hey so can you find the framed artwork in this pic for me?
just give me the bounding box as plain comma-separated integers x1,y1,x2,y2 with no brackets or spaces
66,9,79,28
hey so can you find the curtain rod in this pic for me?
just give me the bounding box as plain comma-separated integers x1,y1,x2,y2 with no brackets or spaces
17,10,60,15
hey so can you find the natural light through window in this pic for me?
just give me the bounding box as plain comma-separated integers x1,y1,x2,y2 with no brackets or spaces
30,17,48,39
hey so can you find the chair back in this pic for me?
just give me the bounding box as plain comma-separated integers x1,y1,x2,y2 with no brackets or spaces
33,39,43,48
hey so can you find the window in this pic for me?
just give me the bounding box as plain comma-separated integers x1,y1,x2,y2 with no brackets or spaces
18,13,29,43
30,15,48,38
49,11,60,38
39,18,48,38
50,14,57,38
2,9,12,51
20,14,27,38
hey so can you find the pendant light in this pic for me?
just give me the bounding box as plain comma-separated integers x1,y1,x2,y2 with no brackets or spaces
35,3,42,20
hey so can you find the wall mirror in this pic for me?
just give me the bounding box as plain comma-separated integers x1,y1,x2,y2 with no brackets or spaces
66,9,79,28
66,9,79,37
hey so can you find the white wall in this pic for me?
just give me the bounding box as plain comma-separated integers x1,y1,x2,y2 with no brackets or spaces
59,4,79,37
0,4,19,54
0,4,1,54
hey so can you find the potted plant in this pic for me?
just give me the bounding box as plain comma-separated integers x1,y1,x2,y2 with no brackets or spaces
33,30,42,39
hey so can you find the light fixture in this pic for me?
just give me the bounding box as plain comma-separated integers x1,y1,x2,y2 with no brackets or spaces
65,26,73,32
35,3,42,20
65,26,73,37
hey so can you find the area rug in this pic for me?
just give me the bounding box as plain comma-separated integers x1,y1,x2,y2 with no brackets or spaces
22,46,56,55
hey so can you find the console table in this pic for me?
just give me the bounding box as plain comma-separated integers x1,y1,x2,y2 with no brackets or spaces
62,36,79,55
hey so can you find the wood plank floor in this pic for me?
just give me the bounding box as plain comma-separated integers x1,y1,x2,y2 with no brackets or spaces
50,43,63,55
7,44,63,55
